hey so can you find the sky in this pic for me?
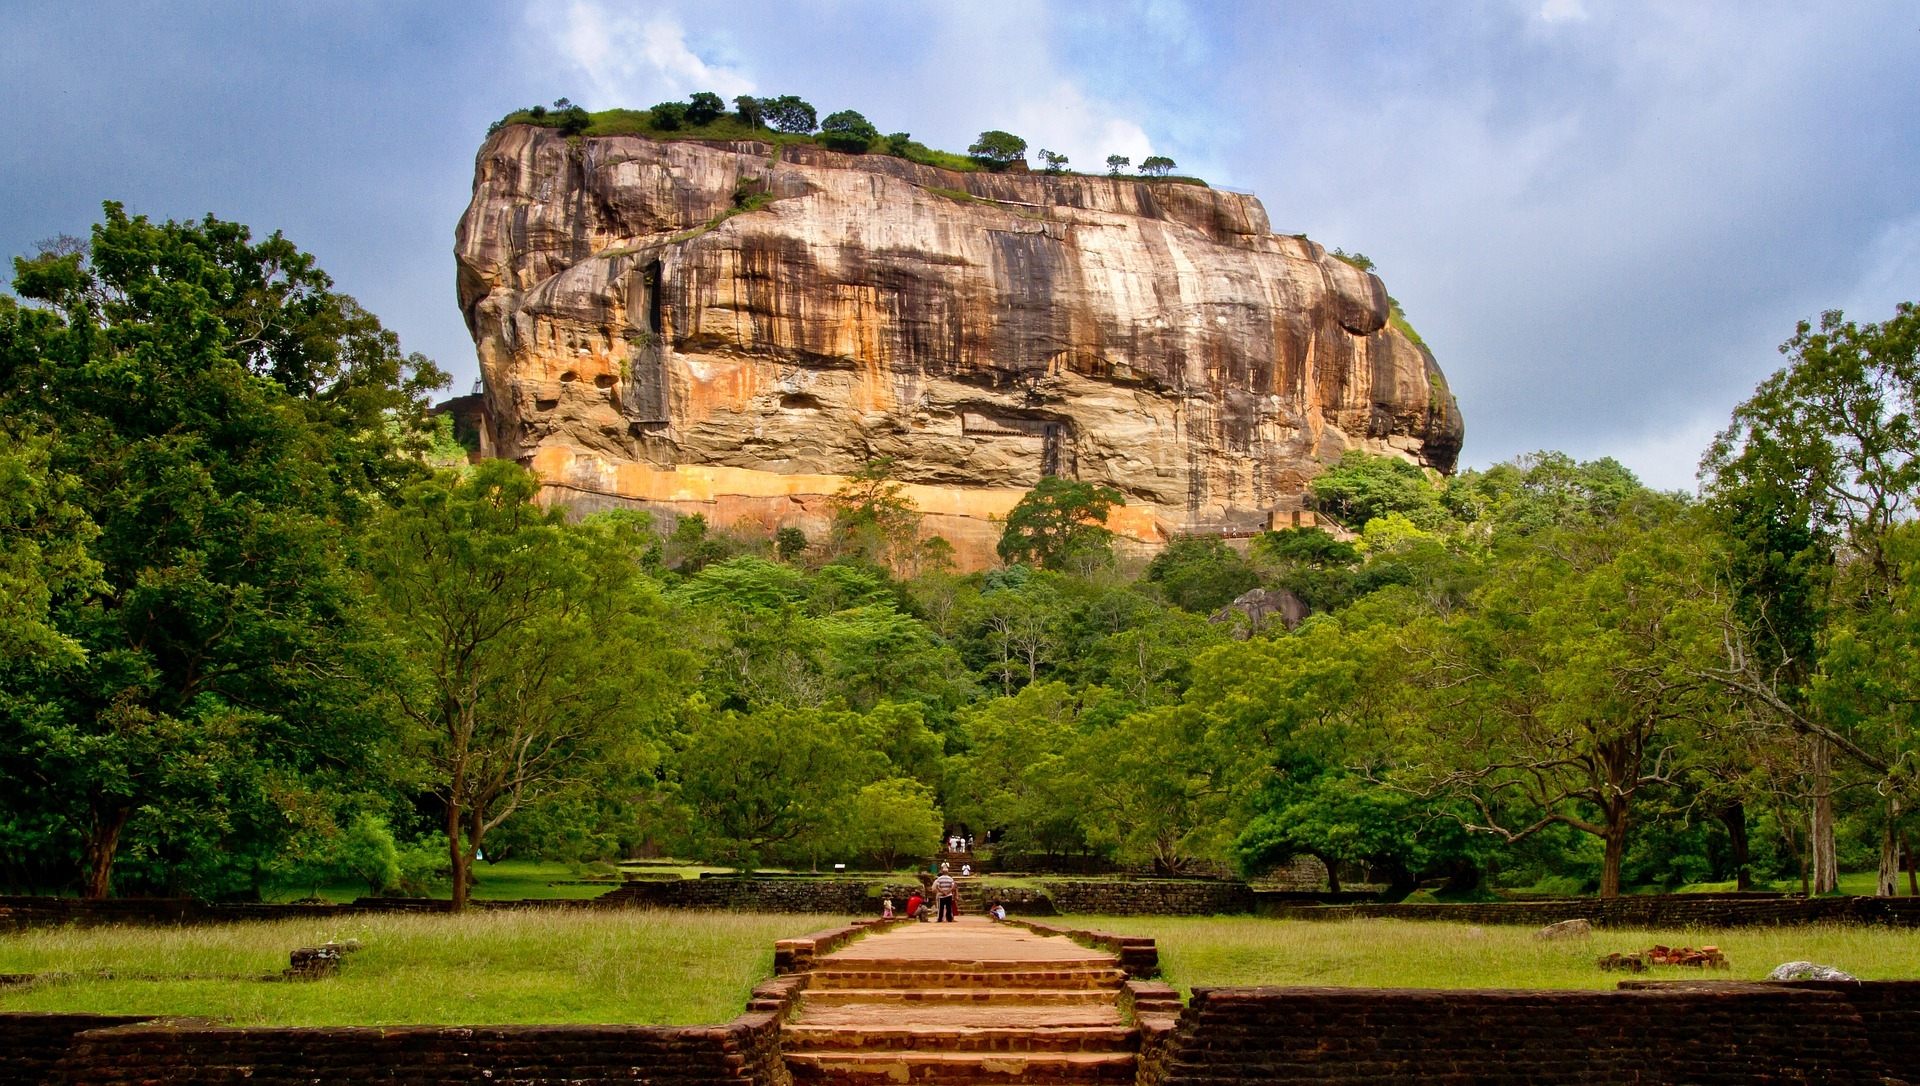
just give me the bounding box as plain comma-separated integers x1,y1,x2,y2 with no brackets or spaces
4,1,1916,490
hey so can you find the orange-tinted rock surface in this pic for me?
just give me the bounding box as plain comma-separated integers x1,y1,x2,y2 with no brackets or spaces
454,126,1463,567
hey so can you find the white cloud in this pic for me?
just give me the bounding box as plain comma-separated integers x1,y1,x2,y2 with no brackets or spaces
1007,81,1156,176
544,3,754,109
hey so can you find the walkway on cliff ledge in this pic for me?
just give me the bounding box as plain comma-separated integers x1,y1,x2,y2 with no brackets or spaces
781,917,1148,1084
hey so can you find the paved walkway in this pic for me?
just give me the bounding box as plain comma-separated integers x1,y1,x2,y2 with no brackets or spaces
782,917,1138,1084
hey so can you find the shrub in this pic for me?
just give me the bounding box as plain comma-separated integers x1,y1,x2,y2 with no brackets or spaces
883,132,913,157
1331,248,1375,272
968,130,1028,170
819,109,880,153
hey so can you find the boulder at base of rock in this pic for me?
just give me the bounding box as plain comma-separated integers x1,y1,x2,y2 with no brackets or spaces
1534,919,1593,940
1767,961,1857,981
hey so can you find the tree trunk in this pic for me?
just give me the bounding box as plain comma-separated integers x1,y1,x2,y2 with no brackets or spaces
83,803,131,900
1719,802,1752,891
447,802,470,912
1877,795,1900,898
1904,831,1918,896
1810,737,1839,894
1321,855,1341,894
1598,797,1631,899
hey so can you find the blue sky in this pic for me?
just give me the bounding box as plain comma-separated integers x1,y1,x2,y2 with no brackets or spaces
4,1,1916,488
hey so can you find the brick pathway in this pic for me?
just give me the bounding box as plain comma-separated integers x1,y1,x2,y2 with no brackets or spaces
782,917,1141,1084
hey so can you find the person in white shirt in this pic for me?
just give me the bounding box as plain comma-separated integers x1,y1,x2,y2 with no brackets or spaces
932,872,957,921
990,903,1006,921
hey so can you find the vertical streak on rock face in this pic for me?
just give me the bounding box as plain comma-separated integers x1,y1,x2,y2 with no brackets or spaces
454,126,1465,567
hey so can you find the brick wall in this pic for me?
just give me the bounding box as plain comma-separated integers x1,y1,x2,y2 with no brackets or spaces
1043,879,1254,916
46,1020,788,1086
1160,984,1887,1085
1259,894,1920,928
0,1015,152,1086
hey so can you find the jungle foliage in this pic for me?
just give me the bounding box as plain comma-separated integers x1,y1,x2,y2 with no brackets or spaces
4,206,1918,906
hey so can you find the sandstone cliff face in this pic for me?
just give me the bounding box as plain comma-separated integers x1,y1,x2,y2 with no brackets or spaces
455,125,1462,566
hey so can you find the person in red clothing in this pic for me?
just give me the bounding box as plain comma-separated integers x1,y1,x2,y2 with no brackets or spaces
906,892,925,919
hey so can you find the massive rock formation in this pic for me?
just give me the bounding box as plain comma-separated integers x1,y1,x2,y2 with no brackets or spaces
455,125,1462,567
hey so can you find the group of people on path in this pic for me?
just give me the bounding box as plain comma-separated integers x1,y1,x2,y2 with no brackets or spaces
946,834,973,853
882,855,1005,923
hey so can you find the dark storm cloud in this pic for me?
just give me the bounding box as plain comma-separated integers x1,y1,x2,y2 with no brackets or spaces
3,1,1914,487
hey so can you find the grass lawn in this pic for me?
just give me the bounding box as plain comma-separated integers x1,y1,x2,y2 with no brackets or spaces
0,909,845,1025
259,859,740,904
1070,916,1920,996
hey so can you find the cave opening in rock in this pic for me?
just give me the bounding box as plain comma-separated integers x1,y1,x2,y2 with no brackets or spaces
780,392,824,411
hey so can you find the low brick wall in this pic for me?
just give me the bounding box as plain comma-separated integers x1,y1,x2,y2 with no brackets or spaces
1044,879,1254,917
772,917,901,974
1159,983,1887,1085
46,1019,787,1086
1261,894,1920,928
0,1015,153,1086
599,877,902,914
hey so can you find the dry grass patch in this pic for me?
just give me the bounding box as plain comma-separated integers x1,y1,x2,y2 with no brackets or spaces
1062,916,1920,995
0,909,848,1025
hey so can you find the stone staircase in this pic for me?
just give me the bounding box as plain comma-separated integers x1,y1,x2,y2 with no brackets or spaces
782,919,1141,1084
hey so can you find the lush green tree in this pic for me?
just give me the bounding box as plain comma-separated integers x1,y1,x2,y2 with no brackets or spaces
666,702,885,869
1105,155,1130,176
945,683,1104,861
839,777,942,870
763,96,818,134
828,458,927,573
997,477,1124,571
1702,302,1920,892
1399,510,1727,897
774,526,809,561
0,205,441,897
968,131,1028,169
1038,150,1068,173
363,461,689,909
1138,155,1176,176
819,110,880,153
1144,536,1261,613
685,92,725,126
1309,450,1437,529
649,101,687,131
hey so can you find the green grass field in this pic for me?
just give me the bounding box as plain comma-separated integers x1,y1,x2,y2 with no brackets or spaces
1079,916,1920,996
0,909,844,1025
259,859,739,904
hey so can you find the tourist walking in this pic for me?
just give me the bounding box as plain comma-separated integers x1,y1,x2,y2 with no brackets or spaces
933,871,957,921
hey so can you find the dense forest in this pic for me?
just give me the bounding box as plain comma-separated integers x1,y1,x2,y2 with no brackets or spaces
3,206,1918,907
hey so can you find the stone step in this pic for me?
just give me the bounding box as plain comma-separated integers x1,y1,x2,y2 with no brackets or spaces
786,1050,1136,1085
822,956,1113,973
808,967,1126,990
798,987,1116,1007
782,1024,1137,1054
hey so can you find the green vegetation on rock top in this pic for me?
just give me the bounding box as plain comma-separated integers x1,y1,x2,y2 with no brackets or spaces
488,94,1207,186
